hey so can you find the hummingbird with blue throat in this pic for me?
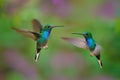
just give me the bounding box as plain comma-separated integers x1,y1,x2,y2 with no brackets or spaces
12,19,63,62
62,32,102,68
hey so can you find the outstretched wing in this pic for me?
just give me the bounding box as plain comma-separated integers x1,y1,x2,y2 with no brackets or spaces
12,27,39,41
62,37,88,49
32,19,43,33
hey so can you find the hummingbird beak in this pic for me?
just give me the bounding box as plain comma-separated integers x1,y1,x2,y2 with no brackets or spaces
72,33,84,35
51,26,64,28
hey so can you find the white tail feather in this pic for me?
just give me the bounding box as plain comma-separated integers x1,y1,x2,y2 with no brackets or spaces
98,60,102,69
35,53,40,62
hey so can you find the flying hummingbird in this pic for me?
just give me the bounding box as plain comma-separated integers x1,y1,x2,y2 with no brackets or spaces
12,19,63,62
62,32,102,68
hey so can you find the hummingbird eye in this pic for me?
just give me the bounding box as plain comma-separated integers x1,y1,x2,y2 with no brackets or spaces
86,33,88,36
48,26,50,28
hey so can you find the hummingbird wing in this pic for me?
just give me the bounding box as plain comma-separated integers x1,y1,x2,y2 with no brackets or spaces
62,37,88,49
12,27,39,41
32,19,43,33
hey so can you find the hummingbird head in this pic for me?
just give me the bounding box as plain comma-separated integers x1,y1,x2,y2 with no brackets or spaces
83,32,93,38
44,24,63,30
72,32,96,50
72,32,93,39
44,25,52,30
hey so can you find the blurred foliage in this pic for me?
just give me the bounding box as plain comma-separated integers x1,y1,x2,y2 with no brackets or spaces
0,0,120,80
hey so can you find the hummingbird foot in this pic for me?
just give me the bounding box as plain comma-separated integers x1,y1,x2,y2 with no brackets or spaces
43,45,48,49
90,53,94,57
35,53,40,62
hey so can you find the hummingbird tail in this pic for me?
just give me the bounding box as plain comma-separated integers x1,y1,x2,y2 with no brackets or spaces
37,48,41,53
98,60,102,69
96,55,102,69
35,48,41,62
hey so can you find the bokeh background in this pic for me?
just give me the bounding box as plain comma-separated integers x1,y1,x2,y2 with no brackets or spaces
0,0,120,80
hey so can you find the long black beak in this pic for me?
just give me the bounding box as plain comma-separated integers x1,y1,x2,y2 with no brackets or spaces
51,26,64,28
72,32,84,35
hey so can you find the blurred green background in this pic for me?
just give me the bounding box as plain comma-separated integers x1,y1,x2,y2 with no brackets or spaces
0,0,120,80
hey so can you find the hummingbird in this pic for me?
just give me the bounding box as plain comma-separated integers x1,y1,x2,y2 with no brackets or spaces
62,32,102,68
12,19,63,62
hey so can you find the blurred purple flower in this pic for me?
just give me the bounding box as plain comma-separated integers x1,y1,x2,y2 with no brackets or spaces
50,51,86,70
40,0,71,17
51,0,71,17
3,49,39,80
93,0,117,20
6,0,28,15
49,51,92,80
